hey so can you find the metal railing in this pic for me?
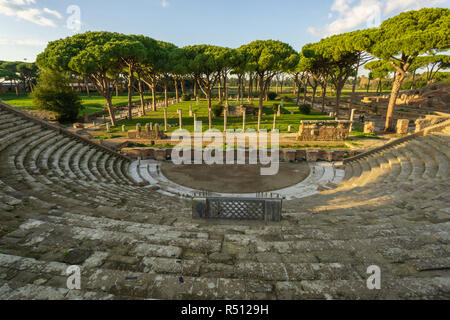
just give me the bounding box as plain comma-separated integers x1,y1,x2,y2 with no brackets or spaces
192,194,283,222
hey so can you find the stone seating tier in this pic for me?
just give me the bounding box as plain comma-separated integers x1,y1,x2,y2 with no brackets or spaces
0,106,449,300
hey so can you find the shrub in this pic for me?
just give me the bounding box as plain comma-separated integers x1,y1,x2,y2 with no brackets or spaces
298,104,311,115
181,93,192,101
267,92,277,100
212,104,223,117
32,69,82,122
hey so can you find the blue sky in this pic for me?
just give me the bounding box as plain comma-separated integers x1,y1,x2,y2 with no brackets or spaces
0,0,449,62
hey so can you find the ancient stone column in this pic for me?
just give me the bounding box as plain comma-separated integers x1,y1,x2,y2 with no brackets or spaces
273,112,277,130
150,122,153,131
145,123,150,134
349,109,356,132
364,121,376,134
224,107,228,132
164,108,168,131
106,123,111,132
136,123,141,138
288,125,292,132
193,113,198,131
189,105,193,117
178,109,183,130
155,123,160,137
242,107,246,132
277,105,281,117
122,125,126,133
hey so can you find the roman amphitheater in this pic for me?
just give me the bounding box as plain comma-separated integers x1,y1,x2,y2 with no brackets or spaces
0,101,449,300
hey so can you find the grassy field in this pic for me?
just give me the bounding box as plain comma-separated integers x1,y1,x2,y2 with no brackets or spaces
110,99,333,134
0,86,389,115
0,92,155,115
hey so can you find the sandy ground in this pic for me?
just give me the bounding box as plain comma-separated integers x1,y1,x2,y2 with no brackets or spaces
160,162,311,193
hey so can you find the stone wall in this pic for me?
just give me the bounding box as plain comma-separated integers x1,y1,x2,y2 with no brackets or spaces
127,129,167,140
297,121,352,141
225,104,256,117
122,147,359,162
415,114,450,133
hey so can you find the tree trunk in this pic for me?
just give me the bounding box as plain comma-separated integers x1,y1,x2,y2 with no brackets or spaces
218,78,222,104
335,88,342,118
127,66,134,120
367,78,371,93
164,78,168,108
151,85,157,111
174,78,179,102
258,74,264,132
237,76,242,102
84,77,90,97
410,71,416,90
207,91,212,130
385,72,406,132
138,78,145,116
194,81,198,101
280,76,284,95
311,86,317,109
348,53,361,118
181,79,185,95
105,97,117,126
248,74,253,103
321,82,327,113
302,76,308,104
223,74,229,107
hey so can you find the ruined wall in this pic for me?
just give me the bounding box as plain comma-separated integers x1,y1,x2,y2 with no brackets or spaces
297,121,352,141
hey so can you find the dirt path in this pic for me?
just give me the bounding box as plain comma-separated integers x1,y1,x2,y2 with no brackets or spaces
160,162,311,193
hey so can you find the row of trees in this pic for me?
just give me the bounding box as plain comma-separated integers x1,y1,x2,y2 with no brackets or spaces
36,7,449,131
0,61,38,94
296,8,449,130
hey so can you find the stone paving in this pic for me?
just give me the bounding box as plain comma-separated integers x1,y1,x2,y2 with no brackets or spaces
0,108,449,300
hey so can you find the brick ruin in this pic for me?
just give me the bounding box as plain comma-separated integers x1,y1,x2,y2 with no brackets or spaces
297,120,352,141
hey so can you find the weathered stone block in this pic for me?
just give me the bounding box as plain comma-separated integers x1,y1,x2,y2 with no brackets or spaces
332,150,346,161
295,150,306,161
396,119,410,134
297,121,351,141
127,130,137,139
317,150,331,161
154,149,168,161
73,123,84,129
364,121,376,134
306,150,319,162
282,150,296,162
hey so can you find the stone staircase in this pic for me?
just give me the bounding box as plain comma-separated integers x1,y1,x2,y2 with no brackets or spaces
0,106,449,300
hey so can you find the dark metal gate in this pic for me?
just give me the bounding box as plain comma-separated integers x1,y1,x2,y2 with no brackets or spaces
192,196,282,222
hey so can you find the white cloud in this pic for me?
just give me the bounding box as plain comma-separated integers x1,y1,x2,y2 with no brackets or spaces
0,38,47,46
44,7,62,19
161,0,169,8
0,0,62,27
308,0,449,37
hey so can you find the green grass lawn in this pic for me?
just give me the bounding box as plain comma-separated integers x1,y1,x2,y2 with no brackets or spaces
0,92,157,116
110,99,333,134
